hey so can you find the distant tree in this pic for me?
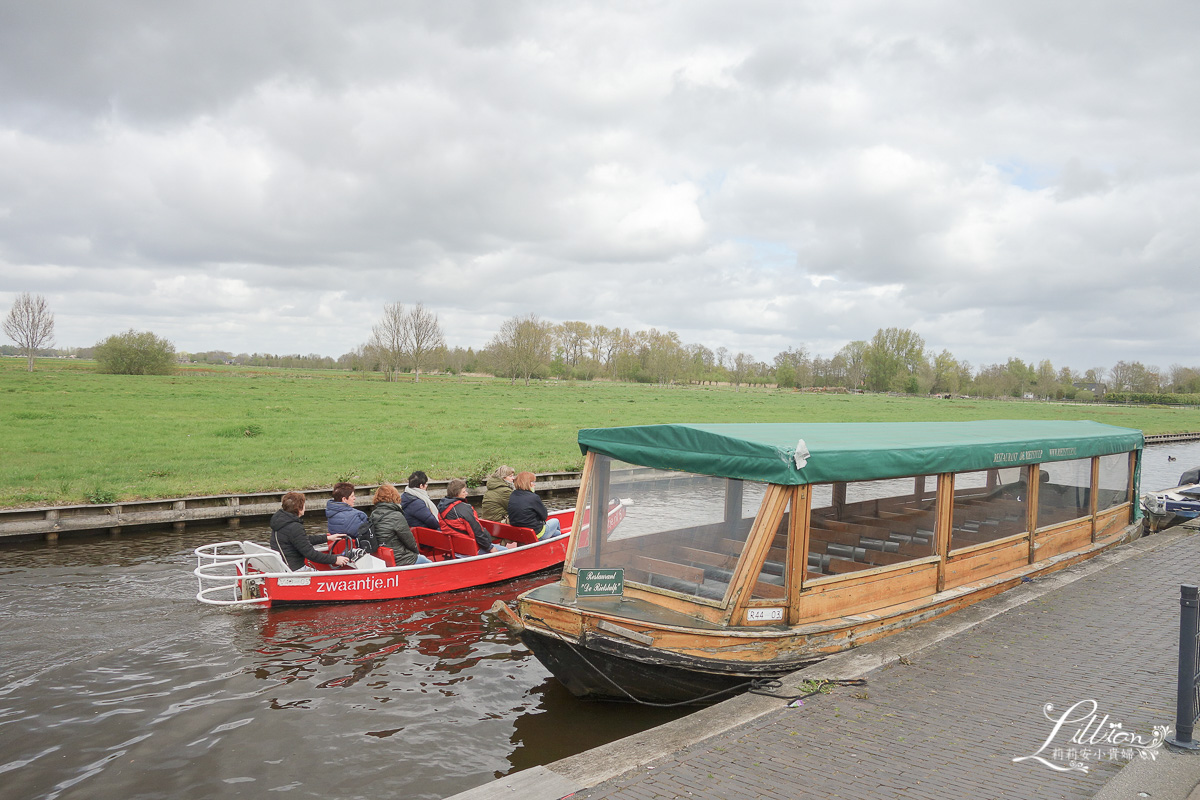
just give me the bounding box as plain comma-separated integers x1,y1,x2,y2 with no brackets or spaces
1170,365,1200,394
368,303,405,381
401,303,445,382
837,340,869,389
774,346,811,388
730,352,756,389
865,328,927,392
367,302,445,383
931,350,965,395
488,314,555,385
3,292,55,372
94,330,176,375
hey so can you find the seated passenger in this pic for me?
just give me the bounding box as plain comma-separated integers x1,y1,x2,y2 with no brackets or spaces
507,472,563,540
400,471,442,531
325,482,367,546
480,465,516,523
438,478,511,555
270,491,351,570
370,483,430,565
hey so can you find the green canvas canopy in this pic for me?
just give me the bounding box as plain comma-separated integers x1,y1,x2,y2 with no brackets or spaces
577,420,1143,486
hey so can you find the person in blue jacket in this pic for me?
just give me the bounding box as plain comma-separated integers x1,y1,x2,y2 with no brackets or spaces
325,482,367,545
400,471,442,531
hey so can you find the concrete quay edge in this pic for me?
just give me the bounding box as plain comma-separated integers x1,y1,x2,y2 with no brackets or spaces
444,527,1195,800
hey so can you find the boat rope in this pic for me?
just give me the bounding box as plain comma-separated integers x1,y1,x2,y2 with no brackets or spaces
746,677,868,703
523,614,864,708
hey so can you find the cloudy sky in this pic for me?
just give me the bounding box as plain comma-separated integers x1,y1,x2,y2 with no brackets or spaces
1,1,1197,373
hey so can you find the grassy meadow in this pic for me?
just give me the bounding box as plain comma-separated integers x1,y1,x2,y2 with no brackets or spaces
3,357,1200,508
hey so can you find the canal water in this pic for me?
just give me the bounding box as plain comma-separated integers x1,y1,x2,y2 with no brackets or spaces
0,517,689,800
3,441,1198,800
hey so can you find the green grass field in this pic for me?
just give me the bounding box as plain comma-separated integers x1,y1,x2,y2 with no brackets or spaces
3,358,1199,508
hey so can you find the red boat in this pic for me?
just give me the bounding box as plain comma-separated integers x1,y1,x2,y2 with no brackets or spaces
194,503,624,608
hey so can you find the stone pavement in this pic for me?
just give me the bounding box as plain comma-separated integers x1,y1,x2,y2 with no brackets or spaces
449,527,1200,800
571,529,1200,800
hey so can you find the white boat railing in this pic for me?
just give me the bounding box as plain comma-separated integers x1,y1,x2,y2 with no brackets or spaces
194,541,281,606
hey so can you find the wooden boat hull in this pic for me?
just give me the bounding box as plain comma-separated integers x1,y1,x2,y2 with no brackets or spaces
506,522,1141,704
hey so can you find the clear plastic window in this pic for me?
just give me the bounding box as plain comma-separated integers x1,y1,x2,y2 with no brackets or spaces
571,456,764,604
951,468,1028,552
1097,454,1131,511
807,476,937,578
1037,458,1092,528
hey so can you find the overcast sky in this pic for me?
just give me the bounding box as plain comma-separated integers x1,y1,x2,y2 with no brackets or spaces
1,1,1197,373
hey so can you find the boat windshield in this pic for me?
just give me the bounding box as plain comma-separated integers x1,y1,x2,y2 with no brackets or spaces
572,456,765,605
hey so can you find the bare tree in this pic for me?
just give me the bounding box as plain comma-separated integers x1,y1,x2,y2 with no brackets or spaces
3,293,55,372
489,314,554,385
368,303,406,381
730,352,755,388
401,302,445,382
366,302,446,382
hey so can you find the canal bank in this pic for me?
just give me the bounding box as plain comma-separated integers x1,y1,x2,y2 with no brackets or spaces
450,523,1200,800
0,472,583,543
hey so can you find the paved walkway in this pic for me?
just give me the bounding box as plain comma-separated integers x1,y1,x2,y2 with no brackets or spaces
448,527,1200,800
566,529,1200,800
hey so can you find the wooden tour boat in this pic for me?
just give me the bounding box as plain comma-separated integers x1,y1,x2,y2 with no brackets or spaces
194,504,624,607
492,421,1144,704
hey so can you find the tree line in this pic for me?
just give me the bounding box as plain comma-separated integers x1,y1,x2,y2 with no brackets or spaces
6,292,1200,397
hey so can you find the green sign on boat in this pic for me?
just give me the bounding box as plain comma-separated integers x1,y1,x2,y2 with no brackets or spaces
577,568,624,597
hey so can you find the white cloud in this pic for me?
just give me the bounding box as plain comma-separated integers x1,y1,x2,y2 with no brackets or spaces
1,1,1198,373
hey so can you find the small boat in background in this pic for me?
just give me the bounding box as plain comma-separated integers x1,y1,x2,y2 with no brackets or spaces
1143,466,1200,531
193,503,626,607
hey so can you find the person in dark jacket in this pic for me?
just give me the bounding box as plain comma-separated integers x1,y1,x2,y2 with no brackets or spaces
480,465,515,522
400,471,442,531
438,479,510,555
507,472,562,540
269,491,351,571
325,482,367,542
370,484,429,566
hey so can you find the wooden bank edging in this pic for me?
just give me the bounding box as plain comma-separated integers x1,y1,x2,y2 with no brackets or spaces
0,473,584,543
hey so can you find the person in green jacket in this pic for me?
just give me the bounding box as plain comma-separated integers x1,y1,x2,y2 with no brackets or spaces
369,484,430,566
480,465,516,523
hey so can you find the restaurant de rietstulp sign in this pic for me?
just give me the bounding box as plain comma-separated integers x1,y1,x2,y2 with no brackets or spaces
577,568,624,597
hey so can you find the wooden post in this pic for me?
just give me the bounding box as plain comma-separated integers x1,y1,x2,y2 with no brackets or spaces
173,500,187,533
935,473,953,593
832,482,847,520
1028,465,1040,564
1090,456,1101,542
789,485,811,622
567,452,600,575
725,484,790,625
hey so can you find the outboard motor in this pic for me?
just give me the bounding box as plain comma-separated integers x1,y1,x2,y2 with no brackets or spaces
1181,467,1200,486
